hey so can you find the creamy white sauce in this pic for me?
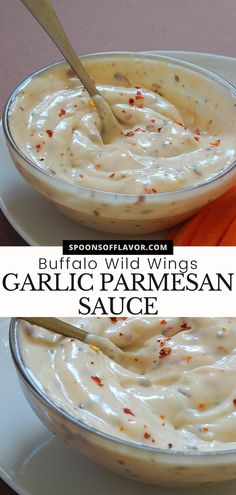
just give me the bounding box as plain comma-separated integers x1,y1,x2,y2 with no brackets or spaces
20,317,236,452
9,65,236,194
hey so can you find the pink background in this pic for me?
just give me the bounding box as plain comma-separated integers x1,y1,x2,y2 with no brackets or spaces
1,0,236,112
1,0,236,492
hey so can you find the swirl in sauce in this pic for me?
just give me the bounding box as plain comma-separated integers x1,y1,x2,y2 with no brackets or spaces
20,317,236,452
9,65,236,194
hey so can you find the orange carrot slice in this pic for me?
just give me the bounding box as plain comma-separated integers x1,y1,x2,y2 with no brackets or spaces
173,206,213,246
190,187,236,245
220,215,236,245
166,184,236,246
165,224,181,240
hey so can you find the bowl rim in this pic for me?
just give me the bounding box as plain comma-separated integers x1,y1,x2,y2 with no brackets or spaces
9,317,236,459
2,50,236,201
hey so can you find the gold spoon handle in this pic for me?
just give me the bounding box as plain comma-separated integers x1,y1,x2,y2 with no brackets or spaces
18,317,128,365
18,316,87,341
17,317,148,377
17,318,185,377
21,0,98,98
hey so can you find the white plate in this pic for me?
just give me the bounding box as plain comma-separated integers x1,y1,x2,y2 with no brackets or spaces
2,51,236,245
1,318,236,495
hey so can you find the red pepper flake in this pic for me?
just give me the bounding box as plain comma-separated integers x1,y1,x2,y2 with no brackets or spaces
109,173,115,178
210,139,221,147
203,427,209,432
123,130,135,137
135,86,141,89
184,355,193,362
159,347,171,358
59,108,66,117
67,69,76,77
168,443,173,449
91,375,104,387
222,327,228,333
144,432,151,439
129,98,135,105
194,135,200,141
136,195,145,204
95,163,102,169
198,402,206,410
144,187,158,194
176,120,187,130
160,319,167,325
180,322,192,330
136,91,144,100
35,144,41,151
123,408,135,416
150,119,156,123
233,399,236,407
46,129,53,138
110,317,118,323
119,332,124,336
134,358,139,362
217,346,226,353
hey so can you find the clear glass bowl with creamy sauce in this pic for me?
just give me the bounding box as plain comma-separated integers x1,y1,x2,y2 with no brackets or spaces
3,52,236,235
10,317,236,487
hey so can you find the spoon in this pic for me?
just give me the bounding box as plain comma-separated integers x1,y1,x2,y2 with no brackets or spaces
18,316,133,364
18,317,186,375
20,0,121,144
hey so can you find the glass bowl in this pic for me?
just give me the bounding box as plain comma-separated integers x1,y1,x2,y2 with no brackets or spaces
9,318,236,487
3,52,236,235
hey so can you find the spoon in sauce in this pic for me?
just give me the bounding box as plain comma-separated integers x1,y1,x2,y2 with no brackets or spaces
18,317,185,374
20,0,122,144
18,316,138,365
